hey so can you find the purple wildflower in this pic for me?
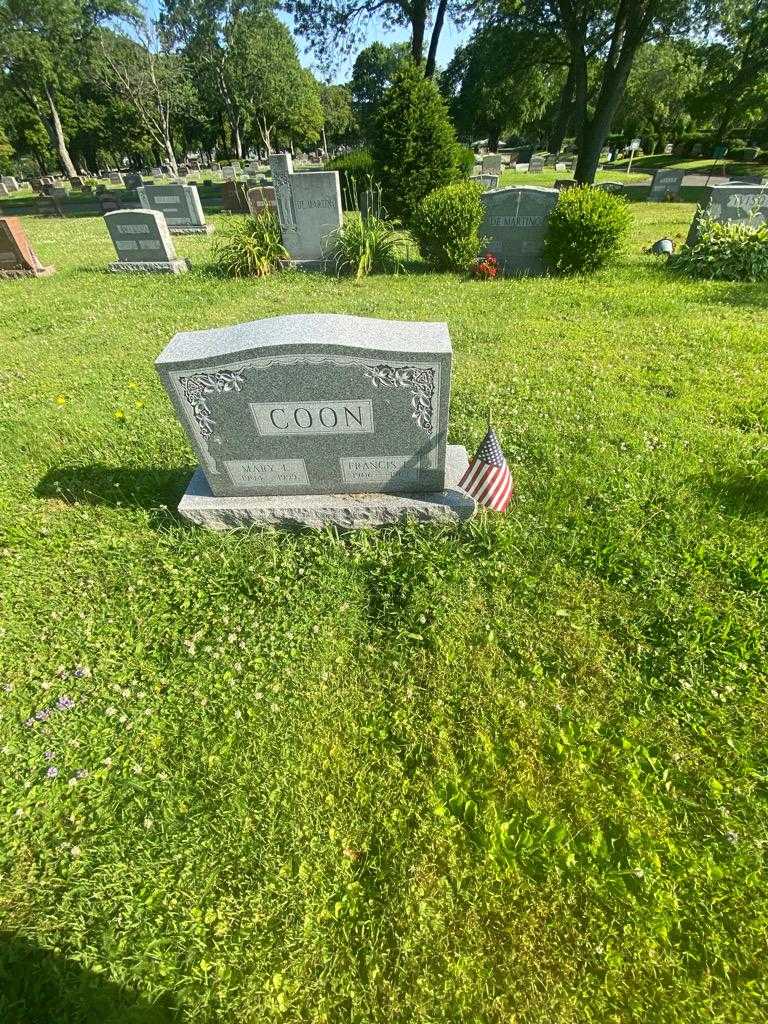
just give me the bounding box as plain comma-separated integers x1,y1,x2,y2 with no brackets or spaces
46,766,58,778
57,696,75,711
35,709,51,722
44,751,55,761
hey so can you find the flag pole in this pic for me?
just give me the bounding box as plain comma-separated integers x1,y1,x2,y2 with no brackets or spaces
487,405,492,431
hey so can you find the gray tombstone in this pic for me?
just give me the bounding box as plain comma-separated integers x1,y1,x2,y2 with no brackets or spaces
481,154,502,176
109,171,125,186
124,172,143,190
596,181,625,194
0,183,7,196
1,176,19,192
479,186,558,276
104,209,188,273
648,168,684,202
138,182,212,234
528,155,545,173
268,153,343,267
177,164,189,177
222,165,237,180
686,183,768,245
470,174,500,190
151,166,163,179
155,314,475,527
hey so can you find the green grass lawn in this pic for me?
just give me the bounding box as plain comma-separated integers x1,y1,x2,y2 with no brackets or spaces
610,154,768,180
1,203,767,1024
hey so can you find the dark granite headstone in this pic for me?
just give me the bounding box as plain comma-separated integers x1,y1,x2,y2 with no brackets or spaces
686,183,768,245
479,186,558,276
648,168,684,202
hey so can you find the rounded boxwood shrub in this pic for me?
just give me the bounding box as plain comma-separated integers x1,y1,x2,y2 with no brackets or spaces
411,180,485,272
670,216,768,282
371,59,459,223
543,185,631,274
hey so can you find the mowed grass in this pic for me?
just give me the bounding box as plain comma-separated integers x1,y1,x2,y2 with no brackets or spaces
1,202,767,1024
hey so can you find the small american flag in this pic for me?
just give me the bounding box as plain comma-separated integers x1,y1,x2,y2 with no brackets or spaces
459,427,514,511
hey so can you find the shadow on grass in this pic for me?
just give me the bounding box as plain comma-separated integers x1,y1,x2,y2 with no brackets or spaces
711,283,768,310
35,465,192,520
706,468,768,517
0,933,179,1024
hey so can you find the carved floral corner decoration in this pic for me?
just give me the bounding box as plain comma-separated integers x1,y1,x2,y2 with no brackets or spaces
179,368,246,440
364,364,435,433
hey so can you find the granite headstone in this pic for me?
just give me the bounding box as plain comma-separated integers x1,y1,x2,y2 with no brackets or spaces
481,154,503,176
0,217,55,277
648,168,684,202
268,153,342,267
155,314,458,505
479,186,558,276
246,186,278,217
686,183,768,245
138,182,213,234
104,209,187,273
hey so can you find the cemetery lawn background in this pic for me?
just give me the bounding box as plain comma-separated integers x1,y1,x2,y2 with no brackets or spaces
1,201,767,1024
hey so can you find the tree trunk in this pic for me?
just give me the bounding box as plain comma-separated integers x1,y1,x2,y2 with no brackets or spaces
232,121,243,160
488,127,501,151
163,135,178,175
549,64,575,154
410,2,426,66
424,0,449,78
43,82,77,178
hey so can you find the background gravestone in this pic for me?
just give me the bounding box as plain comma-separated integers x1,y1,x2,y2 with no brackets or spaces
0,183,8,196
2,176,20,192
247,186,277,217
155,314,474,528
528,155,545,173
139,182,213,234
109,171,125,186
222,179,249,213
0,217,55,277
481,154,502,176
124,172,143,190
479,186,558,276
104,209,187,273
686,183,768,245
268,152,342,267
648,168,684,202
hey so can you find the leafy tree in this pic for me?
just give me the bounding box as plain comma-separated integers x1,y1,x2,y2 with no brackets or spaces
371,59,459,221
620,41,701,150
444,24,564,149
695,1,768,143
0,0,132,177
285,0,471,78
94,9,195,174
350,41,409,137
319,84,357,150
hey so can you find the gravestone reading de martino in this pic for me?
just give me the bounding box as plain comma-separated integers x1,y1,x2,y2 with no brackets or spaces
155,314,475,529
268,153,342,267
138,182,213,234
104,209,188,273
0,217,55,277
479,186,558,276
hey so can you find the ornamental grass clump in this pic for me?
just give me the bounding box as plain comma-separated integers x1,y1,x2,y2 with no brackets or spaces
543,185,631,274
411,180,485,272
330,182,402,279
213,212,288,278
670,215,768,282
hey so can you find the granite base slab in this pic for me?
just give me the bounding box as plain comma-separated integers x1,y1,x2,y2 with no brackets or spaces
108,259,188,274
168,225,214,235
179,445,476,530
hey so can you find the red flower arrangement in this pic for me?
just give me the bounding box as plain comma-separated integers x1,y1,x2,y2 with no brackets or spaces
472,252,499,279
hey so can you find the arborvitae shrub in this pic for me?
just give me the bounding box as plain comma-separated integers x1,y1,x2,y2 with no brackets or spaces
454,145,476,178
371,60,458,223
543,186,631,274
670,216,768,282
326,150,376,209
411,180,485,272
